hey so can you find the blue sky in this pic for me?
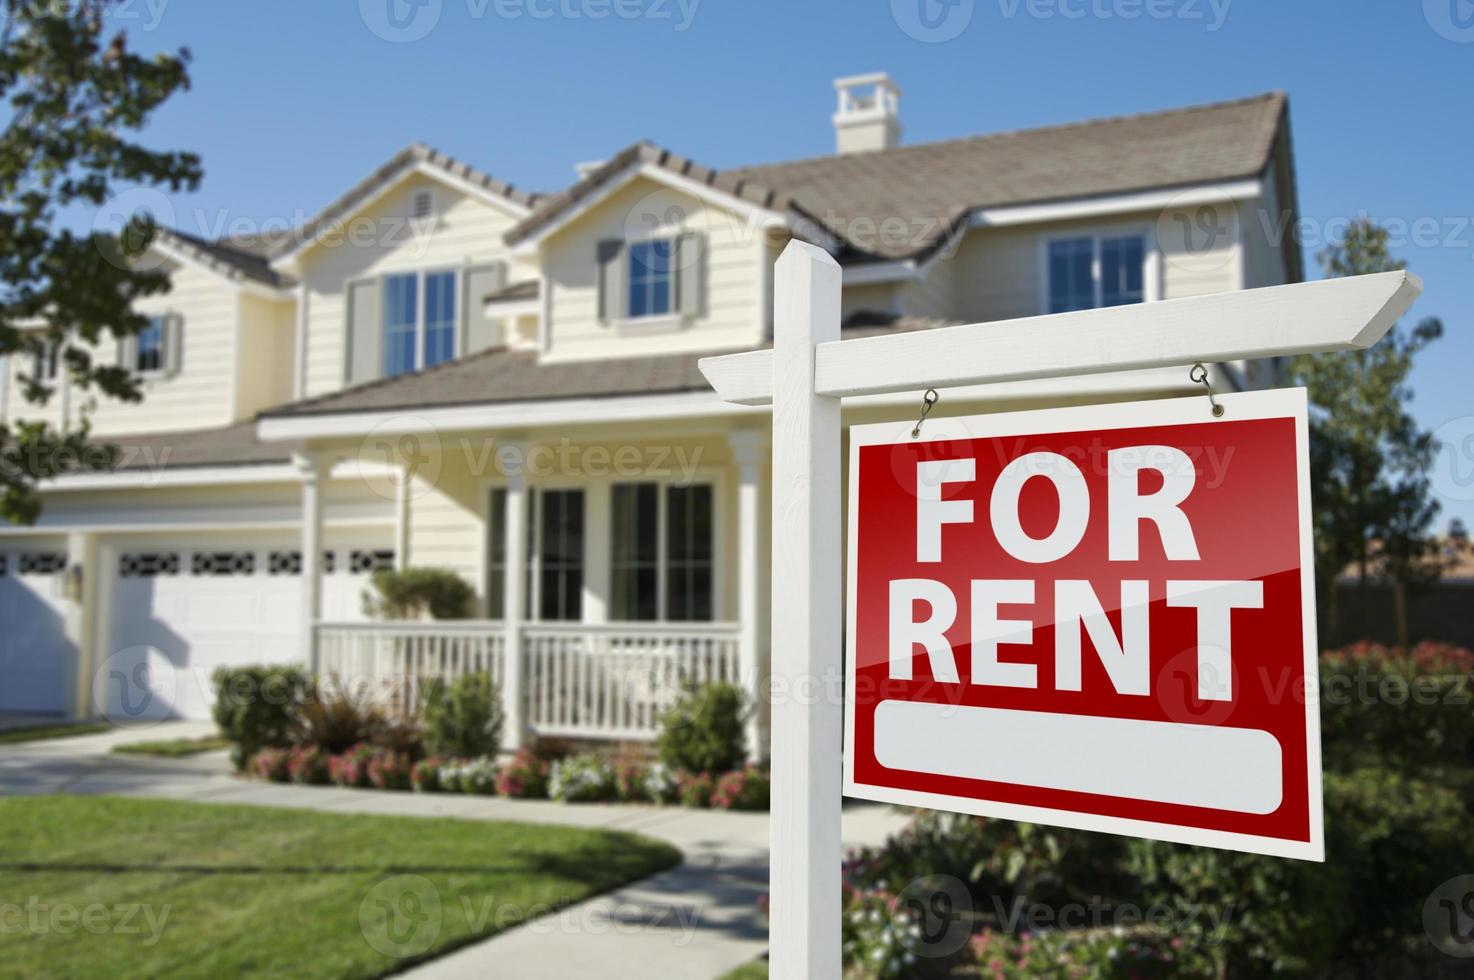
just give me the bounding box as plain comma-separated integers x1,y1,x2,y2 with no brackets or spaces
111,0,1472,527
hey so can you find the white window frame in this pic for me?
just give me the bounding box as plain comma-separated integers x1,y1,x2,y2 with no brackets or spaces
610,478,720,624
382,267,460,376
613,227,692,336
134,315,167,378
1037,223,1160,315
477,466,726,626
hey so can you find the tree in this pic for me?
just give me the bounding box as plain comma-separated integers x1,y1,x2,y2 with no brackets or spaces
1287,218,1443,646
0,0,199,524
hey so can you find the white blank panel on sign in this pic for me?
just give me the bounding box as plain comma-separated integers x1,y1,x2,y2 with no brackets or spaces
873,699,1283,814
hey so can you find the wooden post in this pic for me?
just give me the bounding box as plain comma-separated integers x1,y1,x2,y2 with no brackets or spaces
769,241,843,979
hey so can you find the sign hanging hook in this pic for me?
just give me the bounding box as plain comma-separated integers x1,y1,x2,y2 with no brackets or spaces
1189,363,1224,418
911,388,940,438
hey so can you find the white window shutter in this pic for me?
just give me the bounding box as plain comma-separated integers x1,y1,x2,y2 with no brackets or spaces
117,334,137,373
346,278,383,384
164,314,184,376
675,232,705,318
596,239,626,324
463,262,508,354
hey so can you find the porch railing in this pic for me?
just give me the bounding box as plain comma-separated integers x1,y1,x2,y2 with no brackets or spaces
313,620,742,739
316,621,507,715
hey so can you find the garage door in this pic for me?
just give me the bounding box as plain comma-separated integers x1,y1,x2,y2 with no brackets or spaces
105,542,387,721
0,551,73,715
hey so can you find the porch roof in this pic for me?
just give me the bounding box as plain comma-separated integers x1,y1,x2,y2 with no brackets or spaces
258,314,952,419
109,419,300,470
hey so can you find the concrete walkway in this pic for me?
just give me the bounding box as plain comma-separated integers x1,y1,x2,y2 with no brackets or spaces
0,723,908,979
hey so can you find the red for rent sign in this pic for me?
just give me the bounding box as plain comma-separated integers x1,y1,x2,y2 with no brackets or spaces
843,389,1324,860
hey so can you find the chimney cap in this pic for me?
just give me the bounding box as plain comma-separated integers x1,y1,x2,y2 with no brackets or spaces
833,72,901,95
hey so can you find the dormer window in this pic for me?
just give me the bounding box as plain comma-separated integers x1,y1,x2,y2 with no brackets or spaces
117,315,181,377
595,233,704,329
628,239,674,318
381,269,457,378
410,188,434,221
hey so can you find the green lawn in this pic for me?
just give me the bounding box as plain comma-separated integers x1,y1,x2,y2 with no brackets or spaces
0,796,681,978
0,722,111,745
110,735,229,757
719,962,769,979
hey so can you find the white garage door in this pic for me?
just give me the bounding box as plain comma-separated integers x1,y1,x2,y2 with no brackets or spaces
105,541,386,721
0,551,73,715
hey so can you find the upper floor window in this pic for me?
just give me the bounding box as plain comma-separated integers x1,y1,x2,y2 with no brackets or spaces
1046,233,1148,314
136,316,165,374
610,481,714,622
32,340,60,381
628,239,674,319
382,269,457,378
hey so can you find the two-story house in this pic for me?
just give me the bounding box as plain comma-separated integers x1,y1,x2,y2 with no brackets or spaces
0,78,1300,754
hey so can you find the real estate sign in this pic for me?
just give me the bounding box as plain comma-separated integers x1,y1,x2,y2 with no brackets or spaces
844,389,1324,861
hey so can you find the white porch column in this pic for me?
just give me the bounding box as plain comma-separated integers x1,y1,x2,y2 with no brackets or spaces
294,452,326,673
729,428,769,761
64,531,98,719
392,465,412,571
500,438,529,751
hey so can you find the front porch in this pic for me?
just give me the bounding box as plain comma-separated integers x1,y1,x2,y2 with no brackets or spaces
296,425,771,755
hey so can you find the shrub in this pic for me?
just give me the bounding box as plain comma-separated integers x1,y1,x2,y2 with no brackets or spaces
288,745,331,785
841,886,921,980
549,754,618,803
451,756,499,795
613,760,649,802
366,749,413,791
711,765,770,811
211,665,310,770
676,770,715,808
495,749,549,798
969,928,1202,980
419,672,503,759
655,681,747,774
251,746,292,783
329,743,376,788
643,762,679,804
295,686,387,756
1320,642,1474,774
411,756,446,792
364,567,475,620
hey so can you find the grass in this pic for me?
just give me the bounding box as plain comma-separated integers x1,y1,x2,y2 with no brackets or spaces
0,721,111,745
0,795,682,979
111,736,229,757
719,962,769,979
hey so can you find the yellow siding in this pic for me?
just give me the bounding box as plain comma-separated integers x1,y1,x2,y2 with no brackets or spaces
234,293,296,417
841,282,898,322
541,176,764,362
298,176,523,398
3,260,244,437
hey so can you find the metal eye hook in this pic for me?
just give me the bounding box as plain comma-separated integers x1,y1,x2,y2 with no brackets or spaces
1190,362,1224,418
911,388,940,438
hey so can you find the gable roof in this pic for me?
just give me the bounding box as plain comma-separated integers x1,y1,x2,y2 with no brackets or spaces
508,92,1289,262
270,142,544,268
153,227,289,289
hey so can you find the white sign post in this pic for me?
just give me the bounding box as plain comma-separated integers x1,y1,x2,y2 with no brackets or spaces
699,240,1421,980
